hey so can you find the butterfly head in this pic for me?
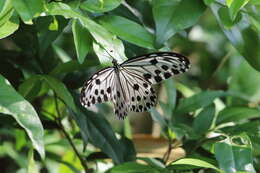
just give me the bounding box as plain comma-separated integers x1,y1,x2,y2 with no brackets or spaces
112,59,118,67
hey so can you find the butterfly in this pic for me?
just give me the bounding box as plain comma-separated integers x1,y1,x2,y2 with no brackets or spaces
80,52,190,119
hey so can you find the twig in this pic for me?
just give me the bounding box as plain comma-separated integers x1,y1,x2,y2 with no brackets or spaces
54,94,92,173
163,139,173,163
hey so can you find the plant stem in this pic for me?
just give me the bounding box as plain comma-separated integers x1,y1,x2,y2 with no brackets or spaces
54,94,92,173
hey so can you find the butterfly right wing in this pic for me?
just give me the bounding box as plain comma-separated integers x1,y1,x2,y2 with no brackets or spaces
80,67,115,108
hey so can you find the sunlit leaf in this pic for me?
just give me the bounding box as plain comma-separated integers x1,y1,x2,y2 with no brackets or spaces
0,75,45,158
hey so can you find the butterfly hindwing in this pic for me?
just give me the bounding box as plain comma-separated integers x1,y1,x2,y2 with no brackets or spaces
80,67,115,108
119,67,157,113
121,52,190,84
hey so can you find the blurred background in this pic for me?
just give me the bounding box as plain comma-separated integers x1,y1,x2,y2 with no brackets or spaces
0,0,260,173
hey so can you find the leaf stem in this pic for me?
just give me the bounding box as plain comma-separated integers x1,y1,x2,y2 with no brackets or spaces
54,94,92,173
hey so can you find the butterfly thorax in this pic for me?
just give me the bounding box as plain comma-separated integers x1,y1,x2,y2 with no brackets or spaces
112,59,119,67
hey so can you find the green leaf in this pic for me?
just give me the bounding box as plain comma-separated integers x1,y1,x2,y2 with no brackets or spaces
98,15,155,49
72,19,92,64
72,106,125,164
47,2,127,64
192,104,215,135
28,150,39,173
40,75,77,112
218,7,242,28
108,162,161,173
216,107,260,125
80,0,122,13
229,59,260,102
169,158,221,172
149,108,168,130
210,3,260,71
0,0,13,26
175,90,225,115
0,14,19,39
152,0,206,47
0,75,45,158
36,16,69,57
214,135,256,173
18,76,47,101
11,0,44,23
228,0,249,21
50,60,97,78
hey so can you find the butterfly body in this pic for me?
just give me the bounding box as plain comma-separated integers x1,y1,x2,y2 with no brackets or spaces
80,52,190,119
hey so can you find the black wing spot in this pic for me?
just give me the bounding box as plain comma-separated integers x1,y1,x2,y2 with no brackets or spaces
143,73,152,79
94,89,98,95
145,91,149,95
133,84,139,90
143,83,148,88
91,97,95,104
154,76,162,83
164,72,171,79
150,59,158,65
137,96,141,101
95,79,101,85
171,68,180,74
107,87,111,93
117,91,120,97
146,103,151,108
161,65,169,71
150,96,155,102
101,90,104,94
139,105,143,111
155,69,161,74
104,94,108,101
97,96,102,102
132,105,136,111
131,97,135,101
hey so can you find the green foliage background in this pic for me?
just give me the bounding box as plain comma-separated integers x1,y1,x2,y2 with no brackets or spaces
0,0,260,173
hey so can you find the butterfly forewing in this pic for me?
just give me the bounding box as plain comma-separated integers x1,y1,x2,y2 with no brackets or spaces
121,52,190,84
80,67,115,107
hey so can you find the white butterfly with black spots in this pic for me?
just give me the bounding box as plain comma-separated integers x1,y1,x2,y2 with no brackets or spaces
80,52,190,119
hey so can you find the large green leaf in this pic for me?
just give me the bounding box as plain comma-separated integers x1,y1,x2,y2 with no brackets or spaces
228,0,250,20
108,162,162,173
168,158,221,172
216,107,260,125
11,0,44,23
98,15,155,49
0,75,45,158
0,0,13,26
229,59,260,102
80,0,122,13
0,14,19,39
214,134,256,173
36,16,69,57
41,75,77,112
152,0,206,47
175,90,225,115
71,95,132,164
210,2,260,71
72,19,92,64
192,104,215,135
47,2,127,65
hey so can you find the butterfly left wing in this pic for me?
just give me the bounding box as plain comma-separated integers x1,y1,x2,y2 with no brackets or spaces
120,52,190,84
80,67,115,108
